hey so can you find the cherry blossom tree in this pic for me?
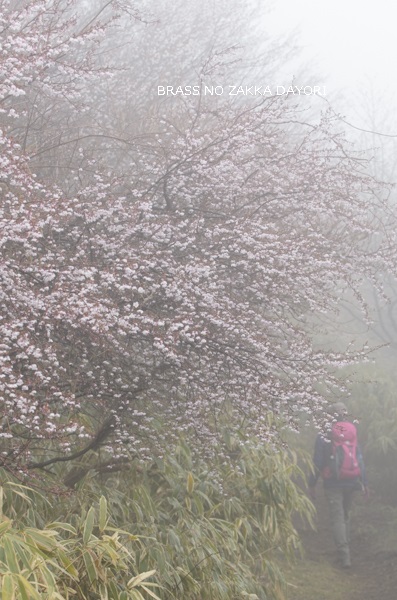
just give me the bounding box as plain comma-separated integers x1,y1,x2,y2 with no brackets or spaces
1,0,396,485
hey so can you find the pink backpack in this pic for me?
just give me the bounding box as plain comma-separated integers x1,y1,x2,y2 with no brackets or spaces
323,421,361,480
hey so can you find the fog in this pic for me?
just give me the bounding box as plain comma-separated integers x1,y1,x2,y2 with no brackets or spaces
2,2,397,598
3,0,397,461
267,0,397,103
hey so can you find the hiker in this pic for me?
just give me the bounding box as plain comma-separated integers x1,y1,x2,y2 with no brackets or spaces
308,401,368,569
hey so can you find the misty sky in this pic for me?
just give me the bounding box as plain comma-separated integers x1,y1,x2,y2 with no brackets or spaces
268,0,396,126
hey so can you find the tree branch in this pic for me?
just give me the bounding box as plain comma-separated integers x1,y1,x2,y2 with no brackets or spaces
27,416,115,469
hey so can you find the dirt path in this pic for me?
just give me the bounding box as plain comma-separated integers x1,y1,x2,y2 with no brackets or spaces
286,488,397,600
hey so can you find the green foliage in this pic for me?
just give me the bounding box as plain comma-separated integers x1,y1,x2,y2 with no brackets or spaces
0,441,314,599
350,368,397,503
62,440,314,600
0,479,161,600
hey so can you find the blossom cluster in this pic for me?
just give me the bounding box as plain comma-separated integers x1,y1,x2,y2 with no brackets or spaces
0,0,395,477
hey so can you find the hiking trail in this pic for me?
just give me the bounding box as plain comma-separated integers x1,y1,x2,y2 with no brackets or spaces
286,488,397,599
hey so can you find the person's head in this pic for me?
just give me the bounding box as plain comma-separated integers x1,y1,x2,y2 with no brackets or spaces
329,401,347,418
